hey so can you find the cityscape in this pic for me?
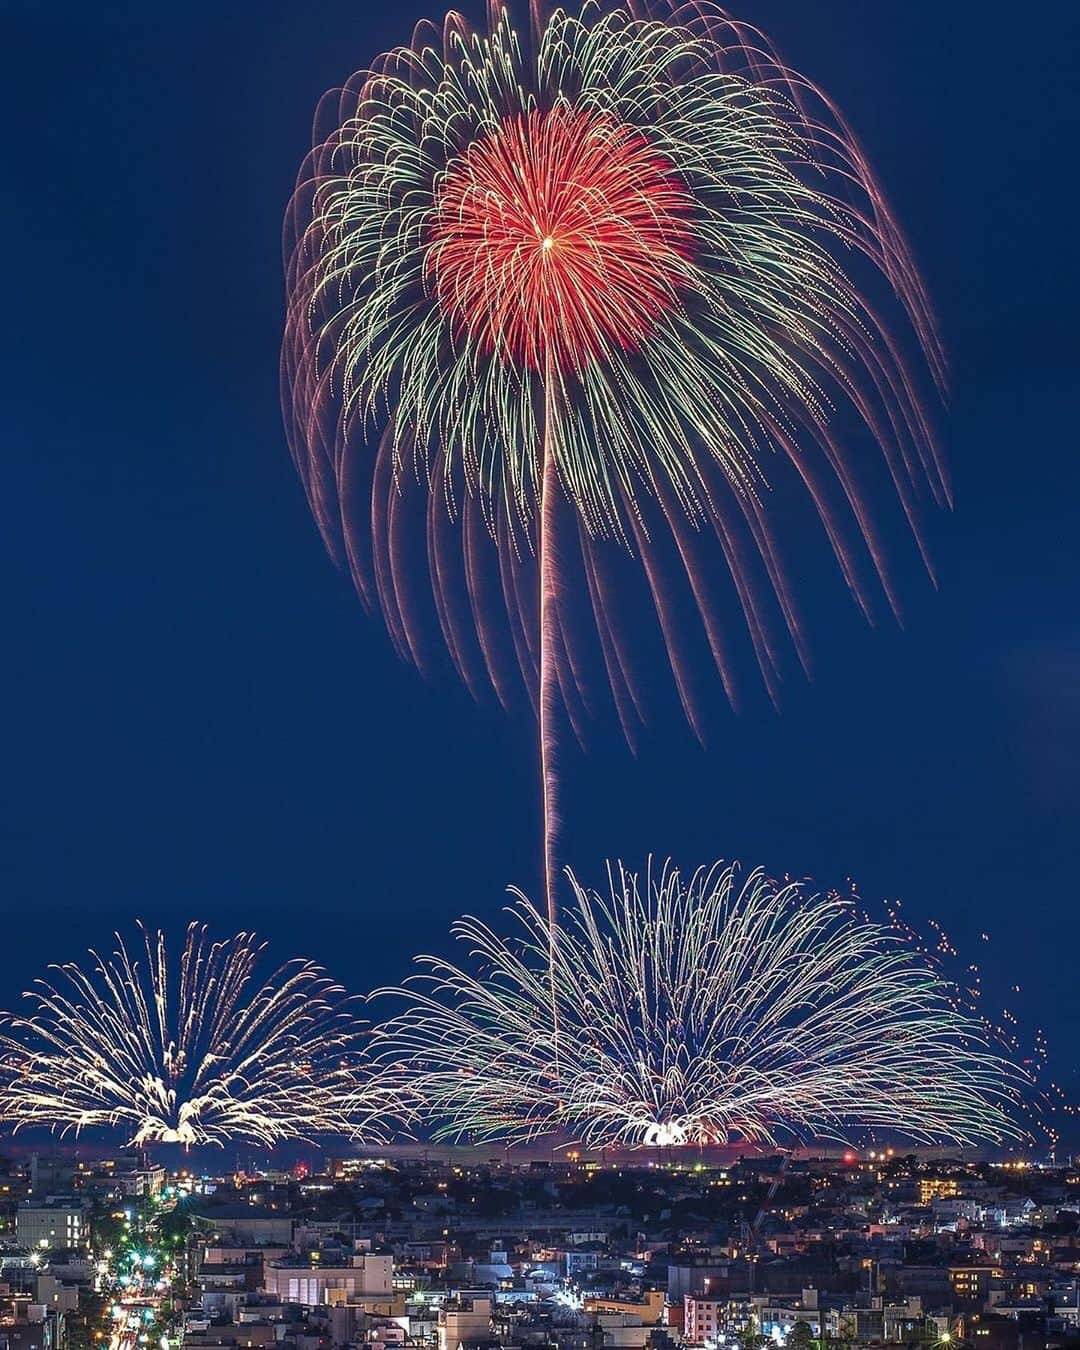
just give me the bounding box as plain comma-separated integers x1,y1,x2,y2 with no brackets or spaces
2,1145,1080,1350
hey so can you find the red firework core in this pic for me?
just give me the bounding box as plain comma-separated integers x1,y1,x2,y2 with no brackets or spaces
428,106,695,373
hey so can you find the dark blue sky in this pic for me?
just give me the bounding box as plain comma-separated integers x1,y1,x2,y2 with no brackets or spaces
3,1,1078,1115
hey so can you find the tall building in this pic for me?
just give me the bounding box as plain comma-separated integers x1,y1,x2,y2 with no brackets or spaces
683,1295,726,1346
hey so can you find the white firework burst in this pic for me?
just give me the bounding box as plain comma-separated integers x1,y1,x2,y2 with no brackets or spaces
375,860,1028,1148
0,923,406,1147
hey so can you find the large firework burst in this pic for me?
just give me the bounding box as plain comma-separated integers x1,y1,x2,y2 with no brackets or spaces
375,861,1027,1149
0,924,401,1147
283,0,947,929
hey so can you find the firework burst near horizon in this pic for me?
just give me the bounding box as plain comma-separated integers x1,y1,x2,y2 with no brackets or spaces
374,861,1029,1150
0,924,404,1148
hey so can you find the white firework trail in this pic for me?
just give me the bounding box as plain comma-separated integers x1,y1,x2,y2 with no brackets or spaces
0,923,408,1147
374,860,1030,1149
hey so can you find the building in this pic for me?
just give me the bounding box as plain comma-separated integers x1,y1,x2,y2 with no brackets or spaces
32,1276,78,1316
0,1304,63,1350
15,1199,88,1253
113,1165,165,1198
684,1295,726,1345
950,1266,1003,1308
583,1293,664,1327
669,1263,730,1302
590,1313,650,1350
189,1204,293,1246
438,1295,493,1350
565,1247,603,1280
194,1244,291,1306
262,1251,394,1308
919,1178,960,1206
27,1157,75,1197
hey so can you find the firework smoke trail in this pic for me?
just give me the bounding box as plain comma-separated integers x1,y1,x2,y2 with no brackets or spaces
282,1,947,936
374,860,1031,1149
0,924,406,1147
539,370,562,1055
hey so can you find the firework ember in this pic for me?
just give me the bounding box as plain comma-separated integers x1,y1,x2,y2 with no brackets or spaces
282,0,946,720
282,0,949,934
0,924,404,1147
376,860,1028,1149
429,105,695,372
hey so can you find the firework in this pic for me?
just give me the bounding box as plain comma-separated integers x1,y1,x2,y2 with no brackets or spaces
283,0,947,928
375,861,1027,1148
0,924,402,1147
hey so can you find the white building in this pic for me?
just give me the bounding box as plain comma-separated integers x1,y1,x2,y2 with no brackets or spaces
16,1199,89,1253
684,1295,726,1345
263,1251,393,1307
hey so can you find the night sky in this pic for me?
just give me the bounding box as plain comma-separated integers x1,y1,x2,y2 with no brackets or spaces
4,1,1078,1121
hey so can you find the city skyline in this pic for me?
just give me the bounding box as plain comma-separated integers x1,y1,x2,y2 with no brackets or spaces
2,1144,1080,1350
